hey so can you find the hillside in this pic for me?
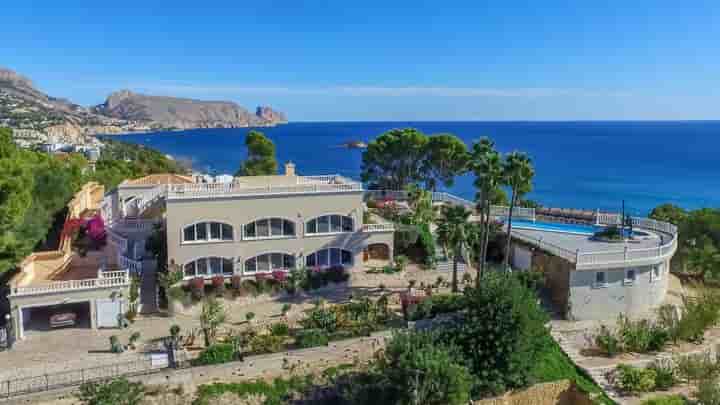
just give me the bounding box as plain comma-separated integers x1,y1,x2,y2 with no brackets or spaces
0,66,287,145
93,90,287,129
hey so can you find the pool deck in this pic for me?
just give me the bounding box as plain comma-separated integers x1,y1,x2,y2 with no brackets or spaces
511,227,663,254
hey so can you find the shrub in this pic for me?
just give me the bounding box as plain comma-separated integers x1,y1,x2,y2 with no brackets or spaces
128,332,141,349
408,294,465,321
269,322,290,337
249,333,285,354
109,335,124,353
167,285,187,304
189,277,205,300
281,303,292,316
618,315,669,353
417,223,436,266
194,343,236,365
615,364,657,394
648,359,677,390
695,378,720,405
676,352,720,386
394,255,408,272
78,377,144,405
640,395,687,405
211,276,226,295
301,305,338,333
442,273,551,396
297,328,330,348
595,325,621,357
379,330,472,405
245,312,255,322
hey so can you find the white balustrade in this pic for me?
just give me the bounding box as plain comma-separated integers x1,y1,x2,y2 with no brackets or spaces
10,271,129,297
167,177,363,200
118,254,143,274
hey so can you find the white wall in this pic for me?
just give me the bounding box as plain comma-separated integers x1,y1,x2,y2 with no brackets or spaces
568,260,670,321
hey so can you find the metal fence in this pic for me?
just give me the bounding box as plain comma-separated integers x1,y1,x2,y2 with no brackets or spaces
0,355,173,399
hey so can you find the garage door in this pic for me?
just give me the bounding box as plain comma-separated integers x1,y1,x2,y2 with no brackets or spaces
96,299,122,328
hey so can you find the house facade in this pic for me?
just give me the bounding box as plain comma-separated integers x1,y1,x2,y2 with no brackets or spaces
164,163,395,279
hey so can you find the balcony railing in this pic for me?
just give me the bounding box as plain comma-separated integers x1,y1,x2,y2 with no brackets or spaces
362,223,395,233
9,270,130,297
166,177,363,200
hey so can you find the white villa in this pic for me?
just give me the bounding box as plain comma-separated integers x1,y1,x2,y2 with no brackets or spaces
2,163,679,342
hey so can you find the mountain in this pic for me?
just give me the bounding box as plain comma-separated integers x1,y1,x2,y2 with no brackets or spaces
93,90,287,129
0,66,288,146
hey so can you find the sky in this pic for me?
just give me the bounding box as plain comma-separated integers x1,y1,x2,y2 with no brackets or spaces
2,0,719,121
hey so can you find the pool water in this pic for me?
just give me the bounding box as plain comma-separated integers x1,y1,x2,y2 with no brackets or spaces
509,219,601,236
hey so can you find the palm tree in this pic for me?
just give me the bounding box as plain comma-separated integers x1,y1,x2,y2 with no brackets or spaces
436,204,471,292
470,138,504,283
502,152,535,270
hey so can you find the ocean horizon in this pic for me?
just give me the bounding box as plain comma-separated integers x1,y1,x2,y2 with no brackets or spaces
106,121,720,215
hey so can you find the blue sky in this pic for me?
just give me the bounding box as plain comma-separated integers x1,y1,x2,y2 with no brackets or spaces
2,0,719,121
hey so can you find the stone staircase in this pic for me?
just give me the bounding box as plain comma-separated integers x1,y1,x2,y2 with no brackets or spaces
550,329,624,404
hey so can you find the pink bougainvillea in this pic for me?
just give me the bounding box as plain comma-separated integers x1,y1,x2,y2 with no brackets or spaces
86,214,106,242
271,270,287,283
61,218,84,239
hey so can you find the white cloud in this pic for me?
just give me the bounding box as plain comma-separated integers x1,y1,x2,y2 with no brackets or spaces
119,82,633,99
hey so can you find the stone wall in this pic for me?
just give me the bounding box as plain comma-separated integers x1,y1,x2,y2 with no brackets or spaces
473,380,594,405
511,240,573,317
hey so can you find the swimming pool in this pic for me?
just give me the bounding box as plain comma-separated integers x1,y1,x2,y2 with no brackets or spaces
509,219,601,235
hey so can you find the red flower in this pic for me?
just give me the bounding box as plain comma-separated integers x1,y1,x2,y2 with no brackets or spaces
272,270,287,282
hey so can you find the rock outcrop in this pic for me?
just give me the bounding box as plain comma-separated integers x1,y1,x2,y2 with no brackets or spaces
93,90,287,129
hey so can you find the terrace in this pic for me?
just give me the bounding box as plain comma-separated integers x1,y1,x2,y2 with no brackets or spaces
165,173,363,200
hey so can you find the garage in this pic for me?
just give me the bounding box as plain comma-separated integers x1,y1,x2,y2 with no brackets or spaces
21,302,92,336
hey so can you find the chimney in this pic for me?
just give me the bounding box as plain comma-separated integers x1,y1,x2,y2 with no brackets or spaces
284,161,296,176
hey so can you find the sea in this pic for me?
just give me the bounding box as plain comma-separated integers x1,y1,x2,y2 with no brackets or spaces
107,121,720,215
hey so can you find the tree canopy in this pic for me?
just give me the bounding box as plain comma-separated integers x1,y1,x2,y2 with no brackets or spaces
0,128,187,275
236,130,278,176
361,128,468,190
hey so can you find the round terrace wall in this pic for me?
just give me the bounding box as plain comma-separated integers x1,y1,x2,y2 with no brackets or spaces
567,260,670,321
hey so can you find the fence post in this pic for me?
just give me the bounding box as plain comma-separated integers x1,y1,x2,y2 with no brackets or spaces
6,380,10,398
45,374,48,391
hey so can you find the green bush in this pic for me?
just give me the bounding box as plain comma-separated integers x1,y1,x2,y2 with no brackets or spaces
301,305,339,333
640,395,687,405
695,378,720,405
618,315,669,353
378,330,472,405
675,352,720,386
441,272,551,396
194,343,236,365
269,322,290,337
249,333,285,354
297,328,330,348
648,360,678,390
408,294,466,321
417,223,436,266
595,325,621,357
77,377,144,405
194,376,310,405
615,364,657,394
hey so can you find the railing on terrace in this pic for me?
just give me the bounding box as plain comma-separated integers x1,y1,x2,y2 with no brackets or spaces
9,270,129,297
118,255,142,275
110,218,161,232
511,231,579,263
489,205,537,220
107,228,128,252
362,223,395,233
166,179,363,199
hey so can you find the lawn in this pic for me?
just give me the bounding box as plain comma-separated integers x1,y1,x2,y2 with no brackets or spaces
532,340,616,405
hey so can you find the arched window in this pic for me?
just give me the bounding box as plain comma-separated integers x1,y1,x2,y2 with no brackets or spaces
305,214,353,235
184,257,234,278
244,253,296,273
305,248,353,268
183,221,233,243
243,218,296,239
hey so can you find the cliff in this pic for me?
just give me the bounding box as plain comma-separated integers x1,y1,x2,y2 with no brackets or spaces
93,90,287,129
0,66,288,144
